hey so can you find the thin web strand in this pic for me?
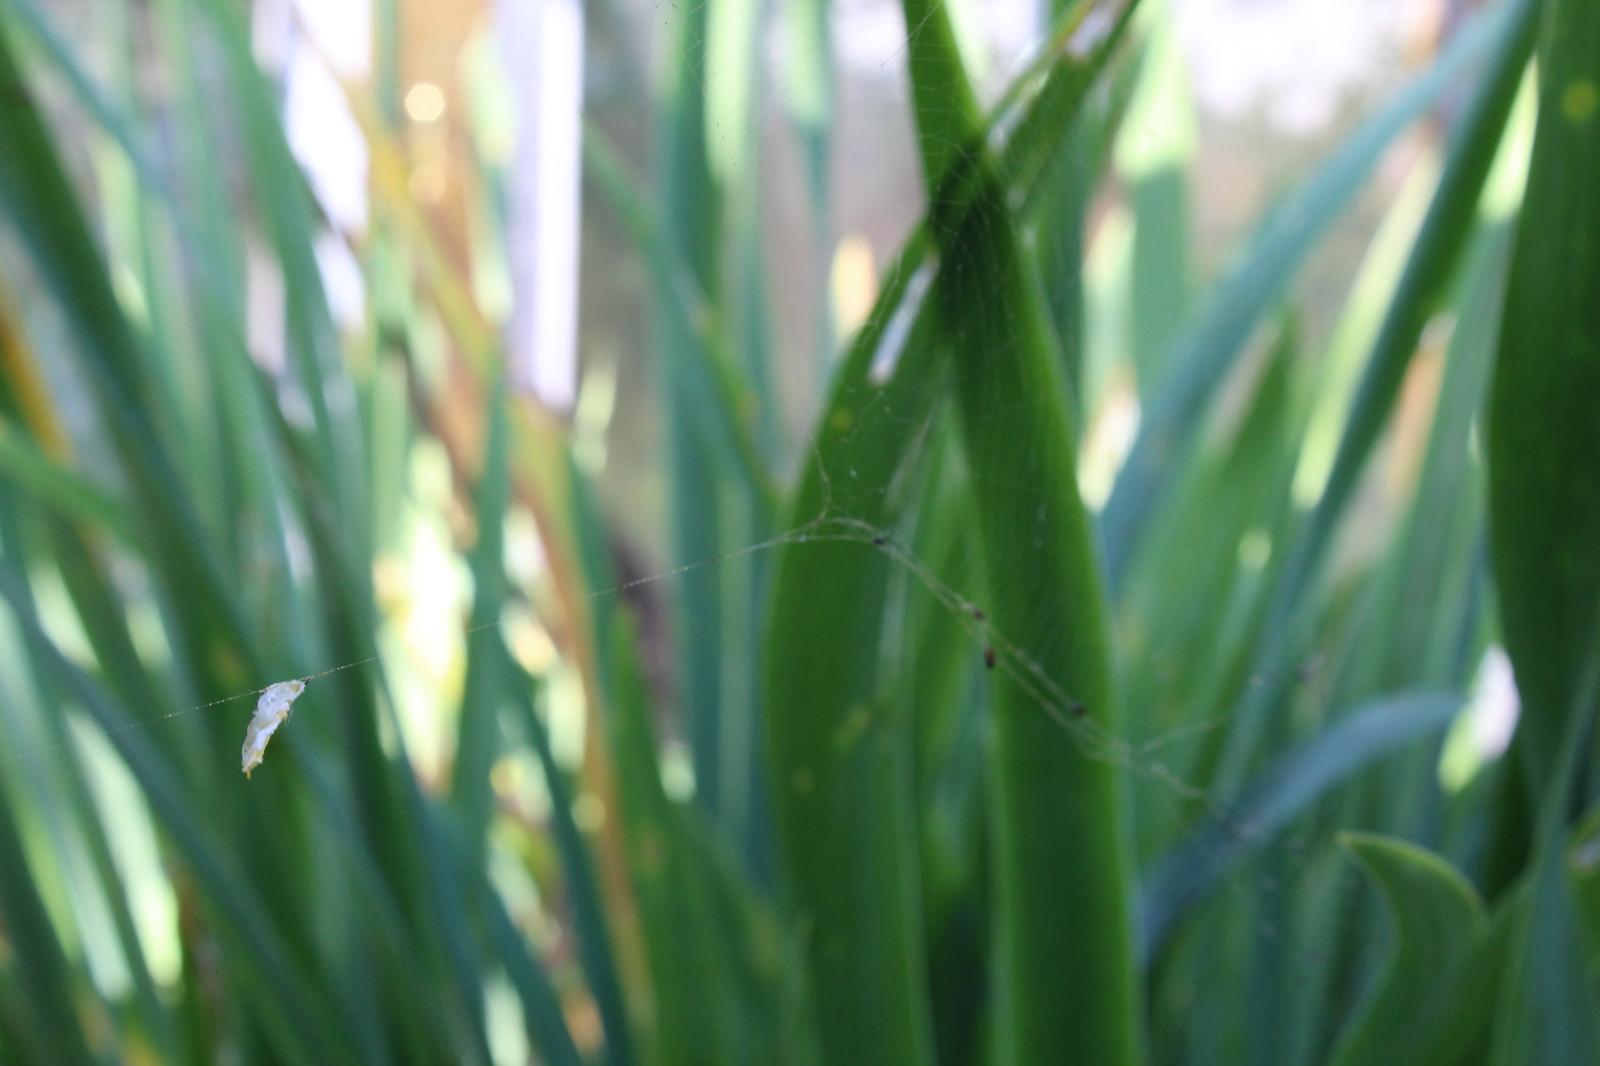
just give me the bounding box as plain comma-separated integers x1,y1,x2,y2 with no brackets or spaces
0,482,1235,834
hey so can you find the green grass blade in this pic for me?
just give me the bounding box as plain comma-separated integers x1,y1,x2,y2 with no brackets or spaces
1279,0,1535,633
420,795,499,1065
1387,886,1523,1066
899,0,982,195
607,612,787,1066
2,0,234,301
1326,834,1487,1066
506,668,633,1066
1371,217,1515,694
264,397,498,1065
1141,691,1463,962
180,0,370,543
0,419,132,543
995,0,1141,202
3,0,159,183
1031,49,1141,402
460,387,632,1065
1119,319,1298,800
0,17,253,686
763,0,1147,1058
1118,18,1195,393
7,0,308,604
1491,750,1600,1061
0,569,354,1066
937,180,1139,1065
773,0,833,381
763,0,1149,1055
0,761,100,1065
764,230,944,1066
900,428,982,808
1100,0,1513,587
453,381,512,852
283,742,466,1063
405,798,498,1066
0,510,176,1058
1486,0,1600,782
650,0,737,833
475,869,586,1066
899,2,1142,1058
1204,0,1537,800
706,0,781,462
1486,53,1600,1020
898,430,988,1066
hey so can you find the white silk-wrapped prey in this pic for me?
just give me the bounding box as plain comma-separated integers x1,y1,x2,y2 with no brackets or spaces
241,679,306,778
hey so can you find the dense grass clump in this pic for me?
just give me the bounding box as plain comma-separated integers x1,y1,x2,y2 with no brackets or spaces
0,0,1597,1063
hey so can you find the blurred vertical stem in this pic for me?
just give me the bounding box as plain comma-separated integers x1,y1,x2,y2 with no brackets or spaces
1030,51,1138,409
656,0,730,826
706,0,778,866
774,0,835,383
0,758,100,1065
452,378,512,853
1115,10,1194,394
1487,0,1600,788
900,1,1143,1063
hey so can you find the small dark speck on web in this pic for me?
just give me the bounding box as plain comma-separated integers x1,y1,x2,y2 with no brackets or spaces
970,607,985,621
983,646,996,670
1069,702,1086,718
872,535,886,546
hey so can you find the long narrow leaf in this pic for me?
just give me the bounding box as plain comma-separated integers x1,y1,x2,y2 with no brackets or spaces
1205,0,1537,800
900,0,1143,1061
1486,0,1600,781
1100,0,1513,586
1141,691,1463,961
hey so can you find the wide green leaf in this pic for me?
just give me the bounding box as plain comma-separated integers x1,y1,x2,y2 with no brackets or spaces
1486,0,1600,781
1326,833,1486,1066
899,0,1142,1061
1141,691,1463,960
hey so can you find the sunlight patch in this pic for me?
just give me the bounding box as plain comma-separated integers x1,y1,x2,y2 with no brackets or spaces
1438,646,1520,792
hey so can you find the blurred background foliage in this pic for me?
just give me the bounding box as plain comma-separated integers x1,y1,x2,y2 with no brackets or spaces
0,0,1597,1062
